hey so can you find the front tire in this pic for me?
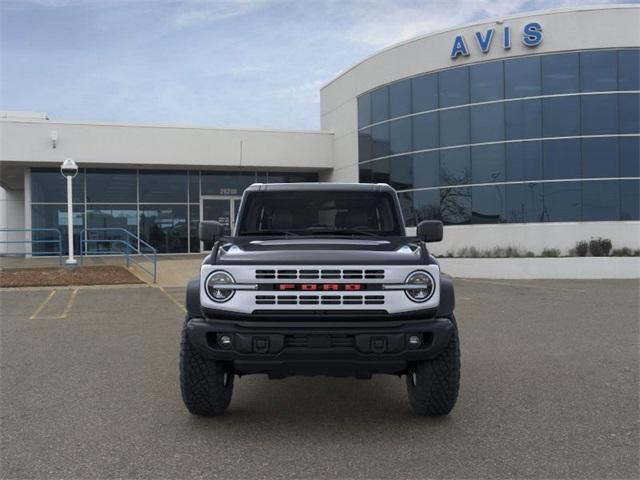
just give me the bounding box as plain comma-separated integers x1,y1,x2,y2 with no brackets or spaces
406,317,460,416
180,320,234,416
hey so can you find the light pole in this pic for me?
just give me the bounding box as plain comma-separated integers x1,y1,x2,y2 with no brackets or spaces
60,158,78,265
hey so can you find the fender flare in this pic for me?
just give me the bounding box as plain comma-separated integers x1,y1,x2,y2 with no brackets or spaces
436,277,455,318
185,277,201,319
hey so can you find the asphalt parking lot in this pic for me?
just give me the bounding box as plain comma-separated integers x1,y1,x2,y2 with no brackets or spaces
1,279,638,479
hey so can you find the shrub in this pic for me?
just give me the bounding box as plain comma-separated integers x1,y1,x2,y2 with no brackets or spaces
589,237,612,257
611,247,640,257
541,248,561,257
574,241,589,257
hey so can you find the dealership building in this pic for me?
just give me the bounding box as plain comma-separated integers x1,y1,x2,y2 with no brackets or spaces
1,5,638,256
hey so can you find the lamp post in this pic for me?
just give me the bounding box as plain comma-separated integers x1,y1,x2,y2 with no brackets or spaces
60,158,78,265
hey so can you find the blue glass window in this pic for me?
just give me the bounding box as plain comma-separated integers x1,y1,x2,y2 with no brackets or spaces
472,144,505,183
412,152,440,189
389,117,412,155
581,50,617,92
397,191,416,227
505,56,541,98
86,169,136,203
472,185,505,224
388,155,413,191
542,96,580,137
505,99,542,140
440,187,471,225
411,74,438,113
470,103,504,143
619,93,640,134
581,94,618,135
31,168,84,203
139,205,189,253
359,163,373,183
413,189,441,223
139,170,187,203
439,67,469,108
201,171,255,196
358,94,372,128
542,53,579,95
440,148,470,186
618,49,640,91
86,205,138,253
371,158,390,184
439,107,469,147
389,79,411,118
412,112,439,151
189,205,200,252
506,142,543,181
470,61,504,102
543,182,581,222
371,123,390,158
620,180,640,220
189,171,199,203
358,128,373,162
506,183,544,223
371,87,389,123
582,137,619,178
543,139,581,180
31,204,84,255
582,180,619,221
620,137,640,177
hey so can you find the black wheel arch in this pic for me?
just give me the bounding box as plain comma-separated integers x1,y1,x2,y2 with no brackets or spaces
436,276,455,318
185,277,201,319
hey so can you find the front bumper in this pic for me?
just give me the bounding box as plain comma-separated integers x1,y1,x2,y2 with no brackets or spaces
186,317,454,378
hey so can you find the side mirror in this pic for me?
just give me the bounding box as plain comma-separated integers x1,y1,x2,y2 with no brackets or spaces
417,220,443,243
199,221,224,250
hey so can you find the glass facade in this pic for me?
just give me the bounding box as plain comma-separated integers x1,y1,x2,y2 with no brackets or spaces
31,168,317,254
357,49,640,226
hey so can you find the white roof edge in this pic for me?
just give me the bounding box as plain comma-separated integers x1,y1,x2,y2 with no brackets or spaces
320,4,639,91
0,116,334,135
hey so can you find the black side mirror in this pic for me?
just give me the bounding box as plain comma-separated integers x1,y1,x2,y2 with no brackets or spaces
417,220,443,242
199,221,224,250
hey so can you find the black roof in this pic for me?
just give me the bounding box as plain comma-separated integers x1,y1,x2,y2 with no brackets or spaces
245,182,396,193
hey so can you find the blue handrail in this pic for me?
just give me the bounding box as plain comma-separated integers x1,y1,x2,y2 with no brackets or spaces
0,228,63,265
79,228,157,283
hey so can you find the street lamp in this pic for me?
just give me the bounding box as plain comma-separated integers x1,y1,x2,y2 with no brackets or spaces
60,158,78,265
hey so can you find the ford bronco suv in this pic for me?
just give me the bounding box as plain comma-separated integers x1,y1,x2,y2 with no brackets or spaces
180,183,460,416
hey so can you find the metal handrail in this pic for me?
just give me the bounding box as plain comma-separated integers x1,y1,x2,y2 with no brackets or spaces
0,228,63,265
79,228,157,283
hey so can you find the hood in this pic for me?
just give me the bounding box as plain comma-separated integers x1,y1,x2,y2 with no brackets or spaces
209,237,424,266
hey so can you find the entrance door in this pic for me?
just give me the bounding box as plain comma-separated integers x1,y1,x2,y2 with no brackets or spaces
200,196,241,237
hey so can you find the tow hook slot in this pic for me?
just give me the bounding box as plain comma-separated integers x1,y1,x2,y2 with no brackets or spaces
371,336,387,353
253,336,270,353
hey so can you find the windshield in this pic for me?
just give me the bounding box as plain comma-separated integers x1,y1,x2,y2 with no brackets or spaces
236,190,403,236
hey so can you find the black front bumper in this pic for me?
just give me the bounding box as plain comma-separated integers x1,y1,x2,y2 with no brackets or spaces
186,317,454,378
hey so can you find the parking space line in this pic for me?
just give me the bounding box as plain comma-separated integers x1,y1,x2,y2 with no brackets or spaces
158,286,186,313
29,290,56,319
59,289,79,318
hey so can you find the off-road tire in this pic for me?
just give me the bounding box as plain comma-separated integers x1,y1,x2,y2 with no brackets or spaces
406,316,460,416
180,320,234,416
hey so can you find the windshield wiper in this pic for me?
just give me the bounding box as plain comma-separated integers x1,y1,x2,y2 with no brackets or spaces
238,230,299,236
308,229,378,237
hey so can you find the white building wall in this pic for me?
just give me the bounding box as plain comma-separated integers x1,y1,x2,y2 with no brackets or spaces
0,186,26,254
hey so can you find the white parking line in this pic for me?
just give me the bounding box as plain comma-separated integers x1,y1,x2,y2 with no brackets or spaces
29,290,56,319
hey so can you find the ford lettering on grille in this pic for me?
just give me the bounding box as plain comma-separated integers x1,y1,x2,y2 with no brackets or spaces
276,283,362,291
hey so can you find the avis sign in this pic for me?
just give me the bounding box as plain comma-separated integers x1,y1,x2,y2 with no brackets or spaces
450,22,543,59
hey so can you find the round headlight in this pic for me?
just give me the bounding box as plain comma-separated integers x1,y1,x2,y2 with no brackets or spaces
405,271,435,303
206,271,235,302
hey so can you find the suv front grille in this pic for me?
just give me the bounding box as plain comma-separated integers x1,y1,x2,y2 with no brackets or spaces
255,269,384,280
255,294,385,306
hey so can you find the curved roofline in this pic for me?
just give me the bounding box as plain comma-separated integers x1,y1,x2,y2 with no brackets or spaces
320,4,638,91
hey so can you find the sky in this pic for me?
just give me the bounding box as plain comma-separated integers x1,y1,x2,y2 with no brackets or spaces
0,0,631,130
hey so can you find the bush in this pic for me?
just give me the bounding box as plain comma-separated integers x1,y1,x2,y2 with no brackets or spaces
589,237,612,257
574,241,589,257
611,247,640,257
541,248,561,257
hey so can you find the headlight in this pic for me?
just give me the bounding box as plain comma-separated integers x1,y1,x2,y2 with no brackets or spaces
205,271,235,302
404,270,435,303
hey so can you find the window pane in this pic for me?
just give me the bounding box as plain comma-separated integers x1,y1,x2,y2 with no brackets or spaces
414,189,441,223
439,67,469,108
31,168,84,203
439,107,469,147
506,183,543,223
388,155,413,191
201,171,255,196
412,74,438,113
189,205,200,252
139,170,187,203
359,163,373,183
358,94,372,128
620,180,639,220
440,148,470,186
505,56,541,98
582,137,619,178
389,117,411,155
441,187,471,225
542,53,579,95
542,96,580,137
506,142,543,181
86,205,138,254
581,50,617,92
472,144,505,183
619,49,640,91
472,185,505,224
266,172,317,183
543,182,581,222
397,191,415,227
582,180,619,221
505,98,542,140
139,205,188,253
412,152,440,189
470,61,504,102
620,137,640,177
86,169,136,203
412,112,438,151
359,128,373,162
389,79,411,118
371,158,390,184
371,123,390,158
189,171,200,203
581,94,618,135
371,87,389,123
470,103,504,143
619,93,640,134
543,139,580,180
31,204,84,255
